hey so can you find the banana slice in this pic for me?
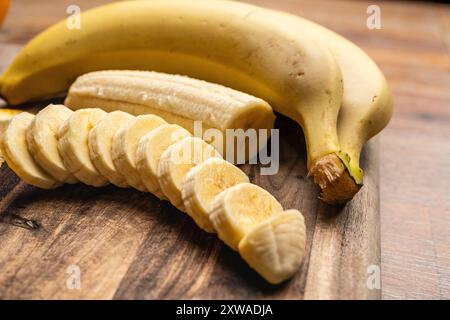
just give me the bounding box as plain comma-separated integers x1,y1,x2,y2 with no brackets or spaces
0,108,24,129
58,108,108,187
239,209,306,284
112,114,167,191
2,112,61,189
89,111,135,187
158,137,222,211
210,182,283,250
0,108,25,167
26,104,78,183
136,124,191,199
182,158,249,233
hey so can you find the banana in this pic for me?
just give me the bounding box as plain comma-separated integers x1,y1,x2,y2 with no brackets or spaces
0,108,24,167
58,108,108,187
0,0,346,200
1,112,61,189
209,182,283,250
182,157,249,233
88,111,135,188
276,11,393,204
136,124,191,199
111,114,167,191
239,209,306,284
65,70,276,160
158,137,222,211
26,104,78,184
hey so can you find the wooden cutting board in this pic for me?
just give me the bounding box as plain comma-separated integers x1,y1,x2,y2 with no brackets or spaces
0,106,380,299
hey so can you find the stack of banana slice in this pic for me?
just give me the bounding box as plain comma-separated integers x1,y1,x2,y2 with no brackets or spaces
0,104,306,284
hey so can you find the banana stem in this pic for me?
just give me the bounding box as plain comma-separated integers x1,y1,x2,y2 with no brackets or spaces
308,153,361,205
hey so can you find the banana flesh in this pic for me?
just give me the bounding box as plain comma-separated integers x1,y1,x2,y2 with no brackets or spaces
1,112,61,189
158,137,222,211
136,124,191,199
66,70,275,133
65,70,276,161
209,183,283,250
58,108,109,187
111,114,167,191
88,111,135,188
239,209,306,284
0,108,25,167
27,104,78,183
182,157,249,233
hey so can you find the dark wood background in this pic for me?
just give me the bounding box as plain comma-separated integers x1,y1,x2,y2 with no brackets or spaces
0,0,449,299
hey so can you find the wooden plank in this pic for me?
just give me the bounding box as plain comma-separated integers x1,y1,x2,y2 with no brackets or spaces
1,0,449,301
0,182,158,299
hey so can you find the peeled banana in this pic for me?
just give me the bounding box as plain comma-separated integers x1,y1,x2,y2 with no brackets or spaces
136,124,192,199
65,70,276,161
111,114,167,191
158,137,222,211
182,157,249,233
1,112,61,189
27,104,78,184
58,108,108,187
88,111,135,188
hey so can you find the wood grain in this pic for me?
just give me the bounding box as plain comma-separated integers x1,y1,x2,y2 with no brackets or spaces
2,0,449,299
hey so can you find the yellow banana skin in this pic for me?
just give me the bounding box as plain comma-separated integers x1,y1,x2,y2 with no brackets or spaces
277,11,393,203
0,0,343,178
